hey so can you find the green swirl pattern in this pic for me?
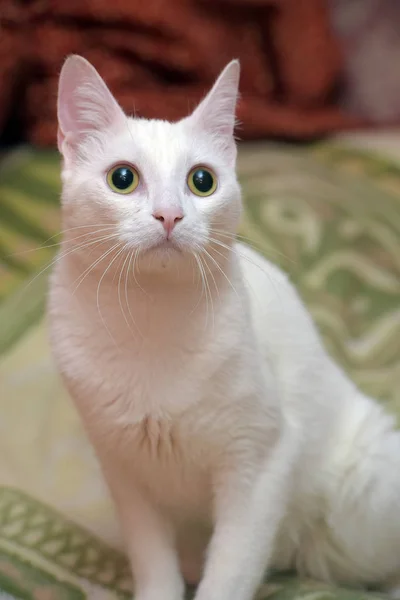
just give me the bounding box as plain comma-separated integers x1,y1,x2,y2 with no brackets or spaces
0,140,399,599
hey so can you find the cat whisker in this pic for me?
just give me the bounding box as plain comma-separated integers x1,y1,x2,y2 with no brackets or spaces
8,225,116,258
51,223,116,238
117,246,132,328
114,243,135,334
200,252,215,331
70,244,119,296
210,227,296,266
192,252,207,324
196,252,212,330
64,233,125,294
208,241,265,307
70,237,124,294
118,246,141,337
125,249,143,338
188,252,204,317
96,242,126,349
112,246,127,284
202,246,240,303
202,249,220,302
208,237,284,306
132,248,149,297
15,232,121,300
199,255,211,330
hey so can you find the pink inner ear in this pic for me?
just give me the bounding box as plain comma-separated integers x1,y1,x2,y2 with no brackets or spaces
191,60,240,139
57,55,126,159
57,126,75,166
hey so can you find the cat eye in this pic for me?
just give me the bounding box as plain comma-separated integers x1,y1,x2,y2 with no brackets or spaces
187,167,217,197
107,164,140,194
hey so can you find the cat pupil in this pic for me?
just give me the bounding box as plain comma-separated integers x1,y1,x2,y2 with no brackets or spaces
193,169,213,193
112,167,134,190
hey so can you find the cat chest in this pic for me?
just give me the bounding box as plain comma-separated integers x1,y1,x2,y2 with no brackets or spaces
76,327,224,420
120,416,214,519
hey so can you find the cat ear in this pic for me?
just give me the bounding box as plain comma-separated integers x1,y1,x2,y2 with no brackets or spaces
189,60,240,152
57,55,125,162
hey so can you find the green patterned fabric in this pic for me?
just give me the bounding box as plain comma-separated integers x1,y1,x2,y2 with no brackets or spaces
0,140,399,599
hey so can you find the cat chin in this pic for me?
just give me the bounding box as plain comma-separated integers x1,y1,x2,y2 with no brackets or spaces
150,239,183,254
138,242,187,269
134,242,200,278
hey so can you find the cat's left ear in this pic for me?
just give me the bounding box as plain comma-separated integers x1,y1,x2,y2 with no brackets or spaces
57,55,126,164
189,60,240,158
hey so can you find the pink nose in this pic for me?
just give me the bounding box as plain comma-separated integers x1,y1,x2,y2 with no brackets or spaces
153,208,184,237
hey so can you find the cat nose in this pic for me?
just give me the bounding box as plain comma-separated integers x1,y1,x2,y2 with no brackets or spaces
152,208,184,237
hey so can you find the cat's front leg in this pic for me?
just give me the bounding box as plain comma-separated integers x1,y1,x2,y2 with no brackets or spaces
125,506,184,600
103,467,185,600
195,431,294,600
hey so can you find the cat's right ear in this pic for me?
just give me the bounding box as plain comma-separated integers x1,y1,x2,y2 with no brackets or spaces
188,60,240,162
57,55,126,164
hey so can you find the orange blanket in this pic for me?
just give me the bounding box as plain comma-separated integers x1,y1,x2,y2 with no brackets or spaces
0,0,362,146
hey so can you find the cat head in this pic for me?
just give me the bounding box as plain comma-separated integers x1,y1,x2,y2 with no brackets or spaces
57,55,241,275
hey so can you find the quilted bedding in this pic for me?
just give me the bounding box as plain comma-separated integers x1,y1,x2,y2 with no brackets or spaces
0,138,399,599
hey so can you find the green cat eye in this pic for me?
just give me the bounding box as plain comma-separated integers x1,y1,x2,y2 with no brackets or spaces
107,165,139,194
187,167,217,197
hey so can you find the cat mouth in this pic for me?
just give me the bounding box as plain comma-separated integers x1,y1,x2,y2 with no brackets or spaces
149,239,182,253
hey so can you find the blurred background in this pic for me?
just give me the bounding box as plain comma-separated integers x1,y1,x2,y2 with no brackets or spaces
0,1,400,598
2,0,400,147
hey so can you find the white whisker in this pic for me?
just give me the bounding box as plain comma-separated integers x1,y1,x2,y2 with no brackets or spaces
209,236,284,306
203,252,220,300
210,227,296,265
125,249,143,338
194,252,210,329
191,252,206,319
96,242,125,348
15,233,121,299
202,246,240,302
118,246,140,337
66,234,124,294
132,248,149,297
200,253,215,331
9,225,116,257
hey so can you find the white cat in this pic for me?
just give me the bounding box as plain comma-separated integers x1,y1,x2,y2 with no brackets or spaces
49,55,400,600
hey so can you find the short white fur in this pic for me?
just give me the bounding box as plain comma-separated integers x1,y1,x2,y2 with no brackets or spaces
50,55,400,600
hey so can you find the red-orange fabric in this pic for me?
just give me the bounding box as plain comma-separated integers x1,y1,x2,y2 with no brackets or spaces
0,0,363,146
